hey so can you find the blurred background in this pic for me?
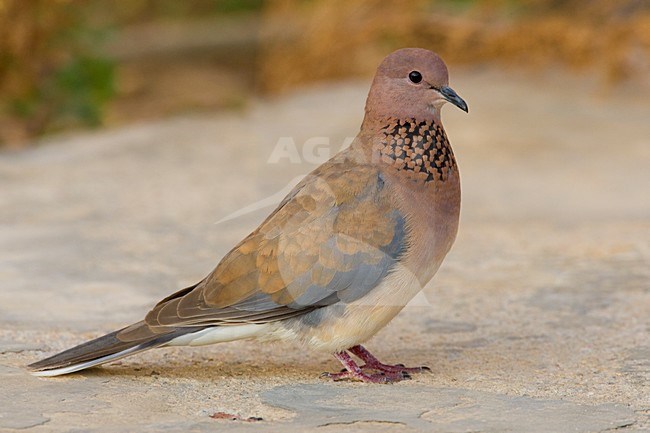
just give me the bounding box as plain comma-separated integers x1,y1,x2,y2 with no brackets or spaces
1,0,650,147
1,2,649,430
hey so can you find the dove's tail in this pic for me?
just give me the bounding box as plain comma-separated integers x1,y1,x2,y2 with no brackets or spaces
27,322,194,377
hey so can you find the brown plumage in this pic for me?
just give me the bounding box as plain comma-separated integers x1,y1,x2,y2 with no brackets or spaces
28,48,468,383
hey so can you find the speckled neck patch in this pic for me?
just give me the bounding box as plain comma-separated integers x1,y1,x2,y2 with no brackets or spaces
375,119,457,182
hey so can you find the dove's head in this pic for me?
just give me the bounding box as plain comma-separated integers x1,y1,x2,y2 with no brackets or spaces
362,48,467,127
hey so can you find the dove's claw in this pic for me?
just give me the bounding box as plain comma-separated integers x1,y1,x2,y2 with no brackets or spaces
349,345,431,374
326,347,427,384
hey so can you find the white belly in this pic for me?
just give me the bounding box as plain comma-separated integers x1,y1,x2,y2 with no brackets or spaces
166,323,270,346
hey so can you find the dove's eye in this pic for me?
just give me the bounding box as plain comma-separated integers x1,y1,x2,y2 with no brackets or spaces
408,71,422,83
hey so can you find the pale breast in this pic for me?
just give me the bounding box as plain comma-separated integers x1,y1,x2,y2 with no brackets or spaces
389,169,461,286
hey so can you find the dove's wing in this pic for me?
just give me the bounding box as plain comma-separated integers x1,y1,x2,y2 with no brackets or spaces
119,160,406,339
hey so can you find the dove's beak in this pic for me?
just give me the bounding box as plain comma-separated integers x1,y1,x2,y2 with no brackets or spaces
439,86,468,113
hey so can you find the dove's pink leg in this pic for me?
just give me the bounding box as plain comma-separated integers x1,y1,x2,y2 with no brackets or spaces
322,351,410,383
349,345,431,374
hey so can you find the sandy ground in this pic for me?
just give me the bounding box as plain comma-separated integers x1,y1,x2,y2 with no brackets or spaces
0,69,648,432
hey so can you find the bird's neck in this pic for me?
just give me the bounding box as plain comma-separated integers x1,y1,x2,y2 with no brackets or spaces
364,117,457,183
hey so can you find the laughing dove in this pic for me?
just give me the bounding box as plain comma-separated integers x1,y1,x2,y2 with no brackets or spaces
29,48,468,383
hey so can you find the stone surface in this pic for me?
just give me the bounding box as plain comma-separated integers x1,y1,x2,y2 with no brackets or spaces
0,69,648,432
262,384,635,432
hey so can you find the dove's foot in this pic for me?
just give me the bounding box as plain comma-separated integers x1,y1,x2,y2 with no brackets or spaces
349,345,431,374
323,350,411,384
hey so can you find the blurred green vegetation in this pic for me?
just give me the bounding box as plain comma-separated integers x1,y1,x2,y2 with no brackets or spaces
0,0,265,146
0,1,116,144
1,0,649,147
